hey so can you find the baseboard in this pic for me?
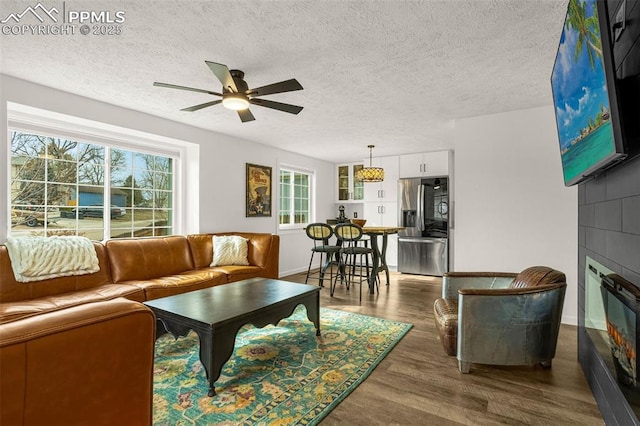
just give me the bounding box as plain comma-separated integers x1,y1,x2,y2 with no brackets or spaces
279,266,309,278
562,314,578,326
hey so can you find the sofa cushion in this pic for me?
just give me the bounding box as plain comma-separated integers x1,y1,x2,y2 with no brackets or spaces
0,284,144,324
124,269,227,300
509,266,566,289
211,235,249,266
106,236,195,283
209,265,266,283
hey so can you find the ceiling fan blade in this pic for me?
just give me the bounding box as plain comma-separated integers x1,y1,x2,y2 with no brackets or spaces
153,82,222,97
250,98,303,115
205,61,238,92
237,109,256,123
180,100,222,112
247,79,303,97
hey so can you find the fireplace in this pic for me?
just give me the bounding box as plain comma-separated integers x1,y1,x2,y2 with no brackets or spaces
585,257,640,418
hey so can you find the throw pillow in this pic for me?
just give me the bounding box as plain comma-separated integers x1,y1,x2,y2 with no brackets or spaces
210,235,250,266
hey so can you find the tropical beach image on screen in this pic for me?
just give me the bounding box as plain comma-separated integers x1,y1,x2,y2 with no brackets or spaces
551,0,616,185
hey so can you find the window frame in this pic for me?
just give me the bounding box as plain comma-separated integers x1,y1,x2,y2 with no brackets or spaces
278,165,314,230
5,102,199,241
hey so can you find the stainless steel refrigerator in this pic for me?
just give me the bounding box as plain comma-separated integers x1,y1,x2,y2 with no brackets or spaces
397,177,449,276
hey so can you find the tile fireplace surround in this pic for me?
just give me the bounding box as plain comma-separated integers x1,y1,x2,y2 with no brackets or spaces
578,155,640,425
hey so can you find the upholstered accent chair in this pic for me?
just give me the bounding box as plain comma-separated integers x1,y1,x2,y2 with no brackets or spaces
433,266,567,373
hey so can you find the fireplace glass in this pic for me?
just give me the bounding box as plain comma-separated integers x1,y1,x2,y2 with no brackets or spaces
585,257,639,417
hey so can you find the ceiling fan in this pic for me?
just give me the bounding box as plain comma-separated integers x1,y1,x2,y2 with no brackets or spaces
153,61,304,123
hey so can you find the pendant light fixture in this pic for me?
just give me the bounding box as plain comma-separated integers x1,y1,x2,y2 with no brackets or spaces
356,145,384,183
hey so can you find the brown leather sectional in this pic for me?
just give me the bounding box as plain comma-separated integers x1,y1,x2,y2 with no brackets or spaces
0,232,279,425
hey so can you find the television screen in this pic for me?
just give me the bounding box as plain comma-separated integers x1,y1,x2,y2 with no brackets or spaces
551,0,625,186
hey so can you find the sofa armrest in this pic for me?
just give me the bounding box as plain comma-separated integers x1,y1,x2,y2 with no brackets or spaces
442,272,516,299
0,298,155,425
250,233,279,278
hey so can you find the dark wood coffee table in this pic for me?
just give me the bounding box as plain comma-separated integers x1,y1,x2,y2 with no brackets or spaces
144,277,320,396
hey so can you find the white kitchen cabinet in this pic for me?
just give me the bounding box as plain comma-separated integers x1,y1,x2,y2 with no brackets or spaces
364,201,399,268
335,162,364,203
399,150,449,178
363,201,398,227
362,156,399,202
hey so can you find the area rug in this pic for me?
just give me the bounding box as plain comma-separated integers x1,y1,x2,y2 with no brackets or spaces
153,306,412,425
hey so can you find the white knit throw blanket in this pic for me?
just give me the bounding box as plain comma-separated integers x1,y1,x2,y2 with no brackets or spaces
5,236,100,282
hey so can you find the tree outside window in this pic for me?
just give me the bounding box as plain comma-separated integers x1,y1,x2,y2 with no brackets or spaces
9,131,174,240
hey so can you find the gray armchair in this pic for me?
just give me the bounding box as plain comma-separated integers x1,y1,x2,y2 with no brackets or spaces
433,266,567,373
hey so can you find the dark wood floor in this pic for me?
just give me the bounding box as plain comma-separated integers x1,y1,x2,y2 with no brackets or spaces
282,271,604,425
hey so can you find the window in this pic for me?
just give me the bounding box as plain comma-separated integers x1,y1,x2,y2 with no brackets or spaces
279,167,312,228
9,130,174,240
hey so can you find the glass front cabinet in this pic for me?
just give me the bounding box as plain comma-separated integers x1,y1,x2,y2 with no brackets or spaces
336,163,364,202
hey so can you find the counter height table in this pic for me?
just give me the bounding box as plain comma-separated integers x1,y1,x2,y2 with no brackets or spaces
318,225,403,294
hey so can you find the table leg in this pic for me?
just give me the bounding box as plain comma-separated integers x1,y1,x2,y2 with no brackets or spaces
378,233,390,285
367,233,392,293
368,235,380,294
194,327,239,397
302,291,321,336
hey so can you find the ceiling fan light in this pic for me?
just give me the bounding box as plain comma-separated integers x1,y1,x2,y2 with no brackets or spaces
222,93,250,110
356,167,385,182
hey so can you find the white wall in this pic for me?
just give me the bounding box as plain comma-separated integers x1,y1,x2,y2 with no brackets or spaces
453,105,578,324
0,75,335,276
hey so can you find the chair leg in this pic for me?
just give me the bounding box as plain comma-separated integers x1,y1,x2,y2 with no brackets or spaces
344,253,353,291
372,253,379,294
458,361,471,373
318,252,326,287
331,252,345,297
326,254,335,288
351,253,358,300
305,251,315,284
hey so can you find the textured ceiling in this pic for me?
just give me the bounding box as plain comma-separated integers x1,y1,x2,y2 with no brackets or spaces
0,0,567,163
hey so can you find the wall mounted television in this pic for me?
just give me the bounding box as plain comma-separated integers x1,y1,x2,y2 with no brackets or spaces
551,0,627,187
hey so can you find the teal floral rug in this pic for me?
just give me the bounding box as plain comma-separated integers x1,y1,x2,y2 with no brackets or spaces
153,306,412,425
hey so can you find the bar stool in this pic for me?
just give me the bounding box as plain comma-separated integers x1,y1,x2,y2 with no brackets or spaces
304,223,341,288
332,223,376,301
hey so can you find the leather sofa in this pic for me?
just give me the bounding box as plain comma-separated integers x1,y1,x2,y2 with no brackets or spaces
0,232,279,425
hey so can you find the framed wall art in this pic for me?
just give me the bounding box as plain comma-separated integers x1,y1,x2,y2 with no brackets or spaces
246,163,272,217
